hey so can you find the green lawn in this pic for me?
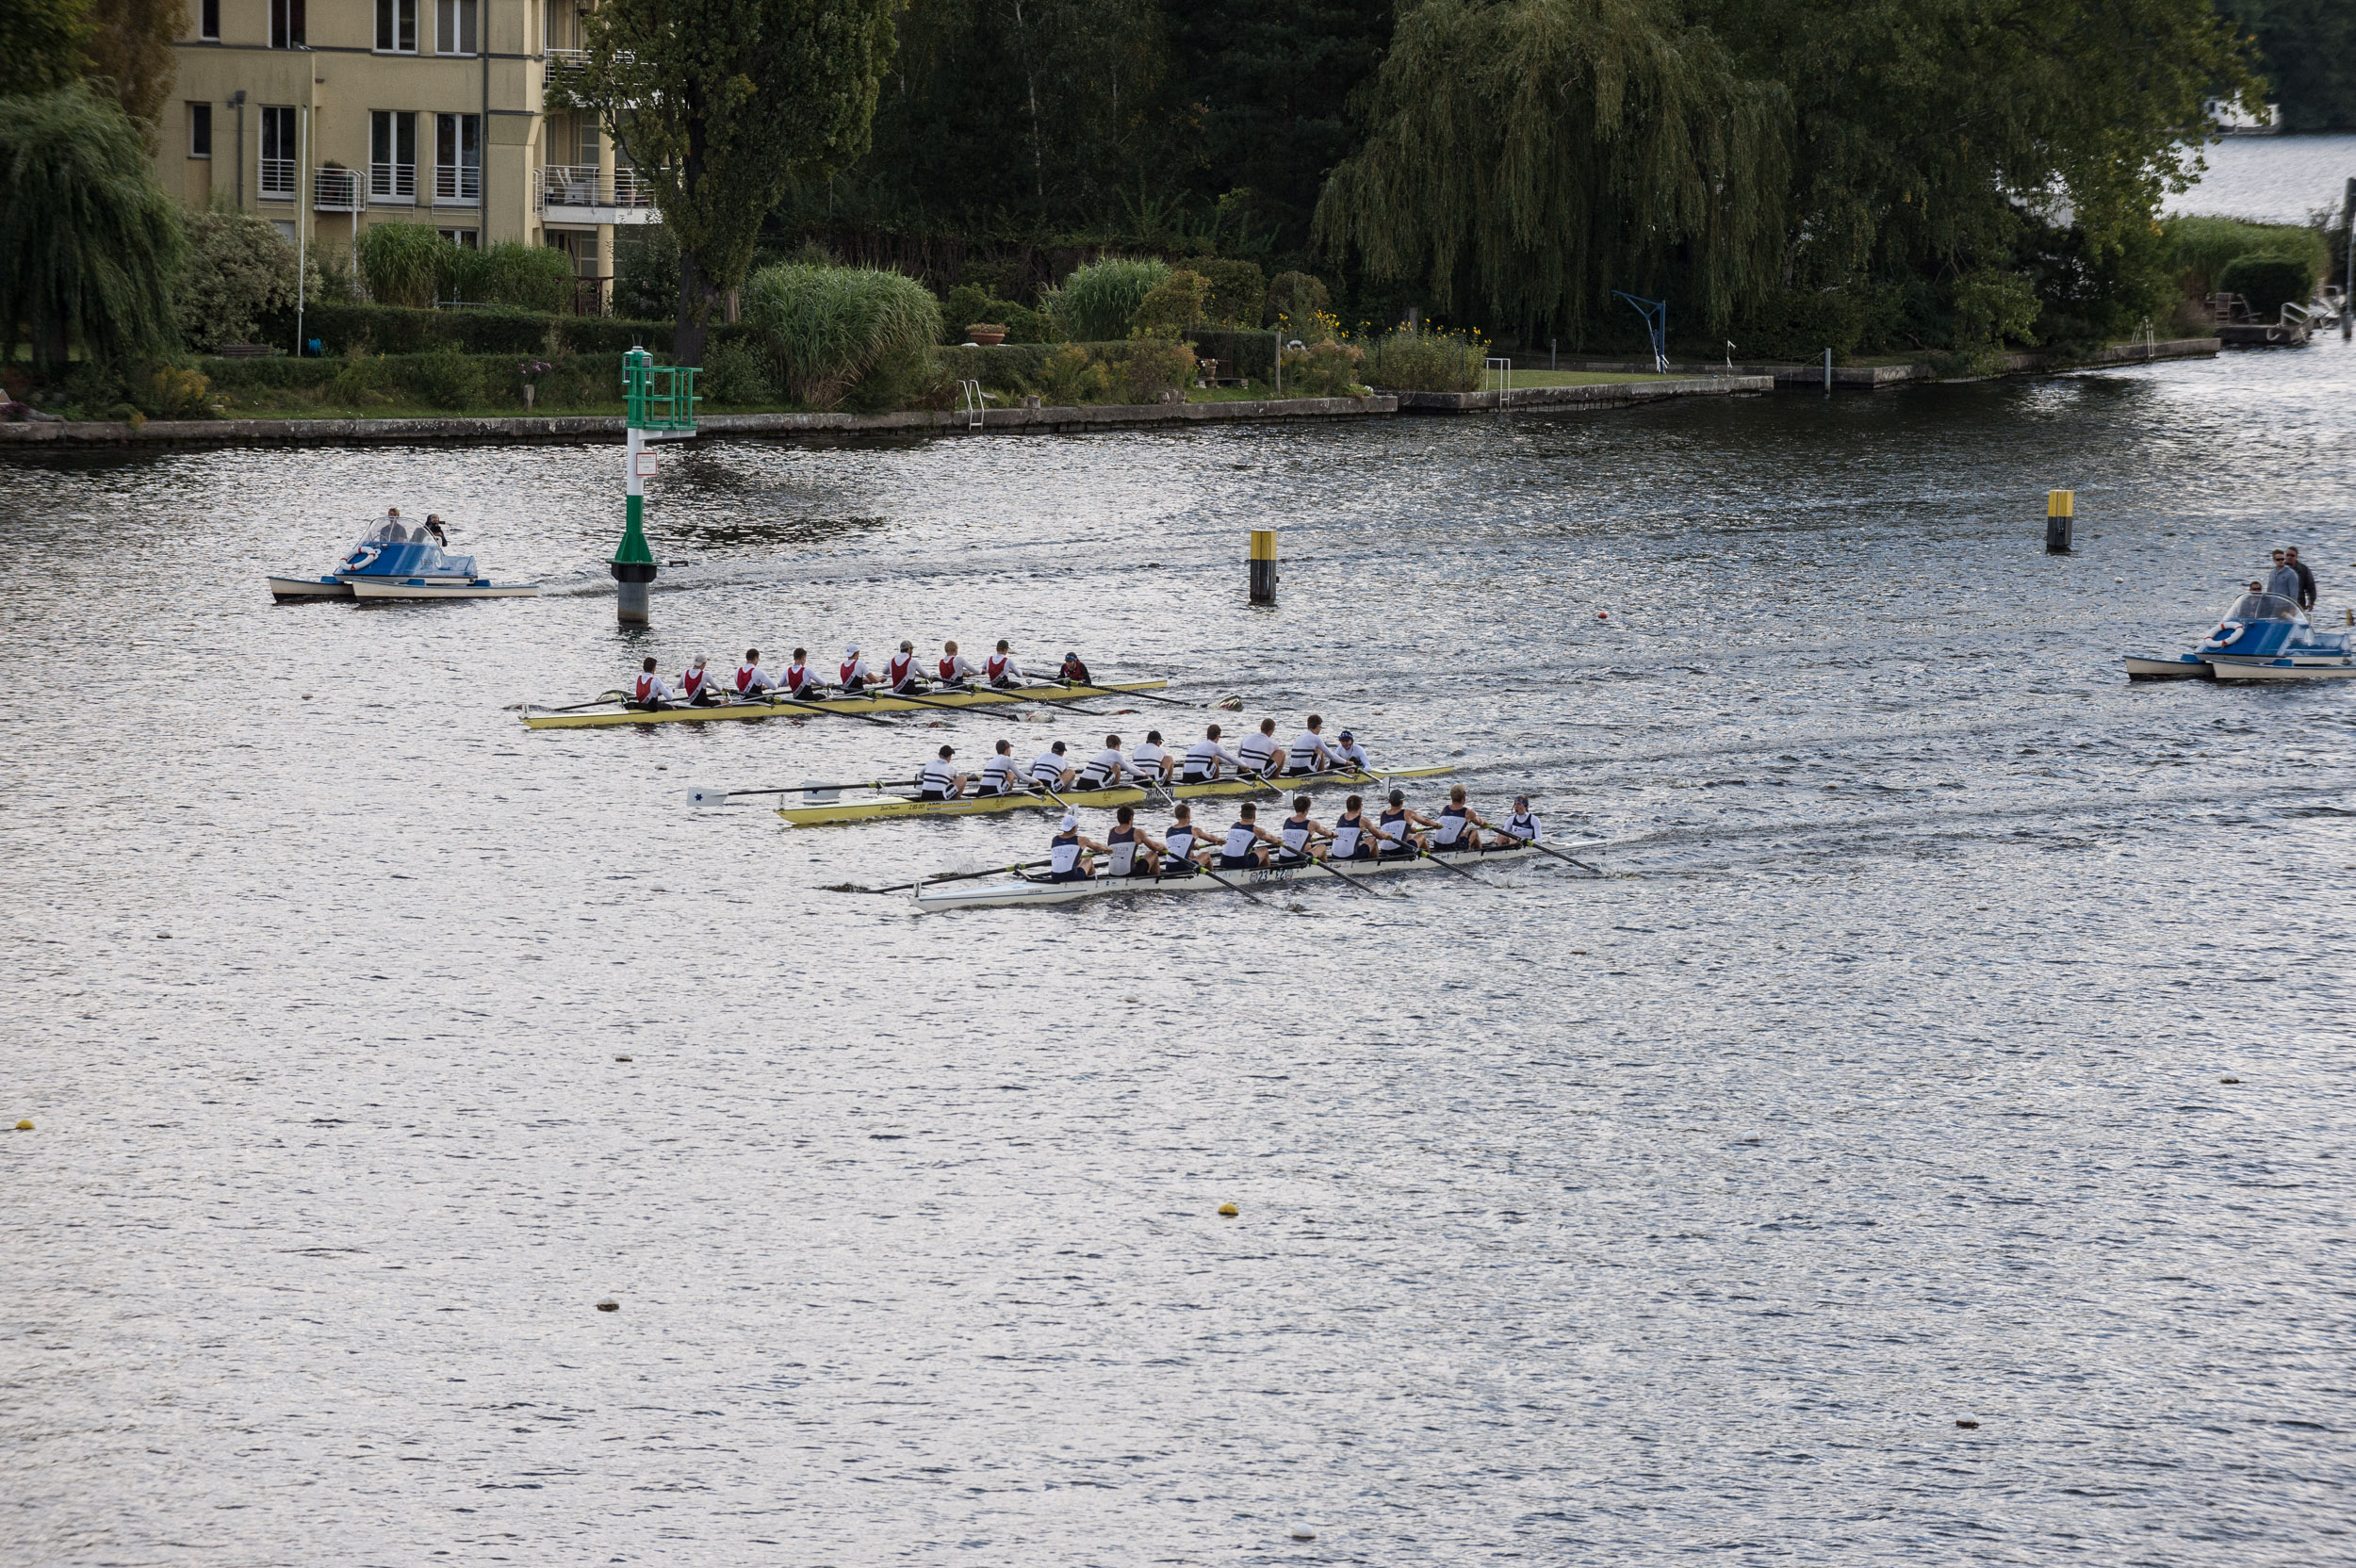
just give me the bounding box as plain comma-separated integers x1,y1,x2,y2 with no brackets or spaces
1476,368,1693,386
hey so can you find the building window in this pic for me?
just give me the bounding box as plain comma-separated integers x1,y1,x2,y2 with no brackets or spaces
200,0,221,41
370,110,417,200
375,0,417,53
437,229,480,249
434,112,481,204
270,0,305,48
259,105,297,199
436,0,478,56
188,103,212,158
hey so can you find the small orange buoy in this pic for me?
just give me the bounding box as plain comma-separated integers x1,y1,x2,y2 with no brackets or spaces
13,1120,32,1132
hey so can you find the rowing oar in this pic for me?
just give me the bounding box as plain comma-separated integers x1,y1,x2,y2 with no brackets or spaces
1295,834,1382,897
1060,678,1195,710
686,779,901,807
732,690,899,728
833,857,1056,895
521,688,629,712
1363,826,1488,886
1510,837,1604,874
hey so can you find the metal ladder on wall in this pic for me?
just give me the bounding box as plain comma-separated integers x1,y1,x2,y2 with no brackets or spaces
958,380,985,430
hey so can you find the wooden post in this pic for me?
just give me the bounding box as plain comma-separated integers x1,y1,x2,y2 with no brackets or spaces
1249,530,1277,605
2046,490,2074,555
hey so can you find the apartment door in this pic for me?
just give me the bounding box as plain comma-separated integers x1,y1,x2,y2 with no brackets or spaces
370,110,417,202
434,113,481,204
259,105,297,201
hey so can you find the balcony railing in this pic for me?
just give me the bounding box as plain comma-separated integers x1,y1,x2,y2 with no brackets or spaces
258,156,297,200
545,47,589,70
369,160,417,202
315,167,364,212
539,163,656,211
434,162,482,204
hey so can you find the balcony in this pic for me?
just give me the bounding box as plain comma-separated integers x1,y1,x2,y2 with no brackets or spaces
434,162,482,204
545,46,590,70
314,167,364,213
538,163,660,224
369,160,417,203
258,156,297,201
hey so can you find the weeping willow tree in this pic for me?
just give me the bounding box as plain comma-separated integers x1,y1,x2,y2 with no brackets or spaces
1315,0,1788,340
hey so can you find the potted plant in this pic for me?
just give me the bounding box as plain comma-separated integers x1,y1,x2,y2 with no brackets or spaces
518,359,552,410
965,323,1007,347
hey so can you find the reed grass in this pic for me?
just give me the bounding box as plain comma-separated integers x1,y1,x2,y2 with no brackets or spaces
740,262,941,407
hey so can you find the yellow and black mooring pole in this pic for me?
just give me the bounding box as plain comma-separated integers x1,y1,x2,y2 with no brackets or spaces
2045,490,2074,555
1249,529,1278,604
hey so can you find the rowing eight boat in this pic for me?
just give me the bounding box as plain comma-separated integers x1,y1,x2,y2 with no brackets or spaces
916,843,1535,911
521,678,1169,730
772,762,1455,826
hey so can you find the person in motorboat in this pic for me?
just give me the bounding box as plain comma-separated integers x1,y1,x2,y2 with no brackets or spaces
1180,725,1243,784
1278,794,1334,862
421,515,450,547
2268,550,2302,604
677,655,724,707
1218,802,1287,870
1489,795,1542,850
733,647,777,697
1030,740,1077,790
938,640,980,688
1284,714,1339,776
2286,547,2317,612
1157,804,1209,871
1329,795,1379,861
1046,810,1106,882
364,508,408,543
918,744,968,802
627,656,674,711
839,643,879,694
974,740,1020,796
988,640,1027,687
1074,735,1132,791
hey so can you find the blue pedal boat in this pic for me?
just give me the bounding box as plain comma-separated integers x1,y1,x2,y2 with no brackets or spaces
2124,590,2353,681
268,520,539,602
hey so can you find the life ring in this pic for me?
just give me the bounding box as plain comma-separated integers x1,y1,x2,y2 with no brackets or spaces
2200,620,2245,650
342,544,383,571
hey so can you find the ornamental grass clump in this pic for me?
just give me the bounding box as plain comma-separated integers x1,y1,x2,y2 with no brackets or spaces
1055,256,1170,341
742,262,942,408
1360,324,1485,391
2162,216,2328,299
355,221,448,309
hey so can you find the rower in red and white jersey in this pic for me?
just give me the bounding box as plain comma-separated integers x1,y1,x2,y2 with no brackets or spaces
1235,718,1282,776
677,655,720,706
987,640,1026,687
1180,725,1242,784
839,643,877,693
779,647,822,698
886,640,922,693
733,647,777,695
1284,714,1338,776
1074,735,1131,791
1130,730,1175,780
938,640,980,687
627,656,674,711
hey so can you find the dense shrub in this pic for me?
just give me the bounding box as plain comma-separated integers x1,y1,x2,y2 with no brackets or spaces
356,222,446,308
1132,270,1211,338
1725,287,1871,361
941,283,1053,344
449,242,575,313
1196,259,1266,326
614,223,679,320
558,315,675,353
1184,328,1275,382
413,342,485,408
1949,269,2041,350
2165,216,2329,298
1104,338,1197,401
1056,256,1170,341
2216,253,2319,320
1266,270,1332,333
1360,326,1483,390
173,204,300,351
1279,339,1366,397
1036,345,1109,403
136,363,223,417
696,338,776,404
741,262,941,407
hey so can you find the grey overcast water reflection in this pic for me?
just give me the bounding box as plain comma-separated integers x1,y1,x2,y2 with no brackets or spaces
6,340,2355,1567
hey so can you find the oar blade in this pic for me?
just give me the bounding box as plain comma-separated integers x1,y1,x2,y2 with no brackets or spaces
687,787,730,808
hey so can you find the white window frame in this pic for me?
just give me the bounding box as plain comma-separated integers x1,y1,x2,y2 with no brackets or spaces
435,0,479,57
370,109,417,202
375,0,418,54
434,112,482,204
258,105,298,201
188,102,212,159
200,0,221,41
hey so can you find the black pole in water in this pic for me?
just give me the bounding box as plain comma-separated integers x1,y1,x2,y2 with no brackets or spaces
1250,530,1277,605
2046,490,2074,555
2343,176,2353,340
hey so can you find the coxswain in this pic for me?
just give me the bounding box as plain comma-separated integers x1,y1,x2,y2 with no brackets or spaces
733,647,777,696
987,640,1026,688
1330,729,1371,774
1047,810,1105,883
1158,803,1209,870
1278,794,1333,862
1487,794,1542,849
1181,725,1242,784
974,739,1019,797
1130,729,1175,781
918,744,968,802
1285,714,1338,776
1376,788,1434,858
1217,801,1286,870
1431,784,1492,851
1236,718,1282,776
1059,650,1092,685
779,646,823,699
1104,805,1154,877
678,655,722,707
1030,740,1076,790
1330,794,1378,861
938,640,980,688
886,640,923,694
839,643,877,694
626,656,674,712
1074,734,1131,791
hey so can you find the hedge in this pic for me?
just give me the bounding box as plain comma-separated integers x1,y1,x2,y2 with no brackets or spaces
257,302,682,358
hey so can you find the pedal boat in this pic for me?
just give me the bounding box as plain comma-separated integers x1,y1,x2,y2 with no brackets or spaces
269,524,538,602
2123,591,2351,680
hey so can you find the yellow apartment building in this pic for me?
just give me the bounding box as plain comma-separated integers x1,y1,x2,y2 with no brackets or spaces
160,0,653,307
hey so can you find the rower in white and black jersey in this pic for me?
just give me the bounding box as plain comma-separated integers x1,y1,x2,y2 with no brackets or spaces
1431,783,1493,851
1376,788,1437,858
1130,729,1175,781
626,656,675,711
1029,740,1076,790
1046,810,1107,883
938,640,980,688
885,641,924,694
733,647,777,697
1180,725,1243,784
839,643,878,694
974,739,1020,796
1278,794,1334,862
917,744,969,802
1330,729,1370,773
1074,735,1131,790
779,647,823,698
1103,805,1155,877
1217,801,1287,870
987,640,1026,688
1329,794,1378,862
1157,803,1209,870
1488,795,1541,850
1236,718,1282,776
1284,714,1339,776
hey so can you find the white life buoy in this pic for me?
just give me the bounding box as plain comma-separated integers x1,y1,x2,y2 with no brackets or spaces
2199,620,2245,650
343,544,382,571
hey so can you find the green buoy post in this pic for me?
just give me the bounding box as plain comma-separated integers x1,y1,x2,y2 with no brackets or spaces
611,347,700,627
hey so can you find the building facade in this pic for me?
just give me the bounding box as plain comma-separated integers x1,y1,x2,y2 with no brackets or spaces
161,0,654,306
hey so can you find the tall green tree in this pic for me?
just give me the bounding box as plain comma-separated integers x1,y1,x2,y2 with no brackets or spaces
82,0,181,148
0,84,182,370
2219,0,2356,132
0,0,92,99
572,0,899,365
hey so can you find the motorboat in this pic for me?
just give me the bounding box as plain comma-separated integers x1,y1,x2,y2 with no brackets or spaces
2123,591,2352,681
267,518,539,602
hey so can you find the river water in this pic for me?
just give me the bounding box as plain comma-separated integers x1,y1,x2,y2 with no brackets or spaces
6,334,2353,1565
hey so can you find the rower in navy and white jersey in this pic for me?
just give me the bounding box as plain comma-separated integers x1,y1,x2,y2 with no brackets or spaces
1218,801,1286,870
1376,788,1437,858
1047,810,1107,882
987,640,1026,688
1075,735,1131,791
1489,795,1541,849
1030,740,1076,789
1158,803,1208,870
938,640,980,688
974,740,1019,796
733,647,777,696
678,655,723,706
1284,714,1339,776
1330,730,1371,773
885,641,924,694
918,744,969,802
1104,805,1156,876
627,656,675,711
1431,784,1493,851
1130,730,1175,781
1330,794,1378,861
1236,718,1283,776
780,647,823,698
1278,794,1333,861
839,644,878,694
1181,725,1243,784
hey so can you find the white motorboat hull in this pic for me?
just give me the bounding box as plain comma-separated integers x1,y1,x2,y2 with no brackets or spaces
348,579,541,600
2122,653,2211,680
2205,657,2356,681
917,844,1536,911
267,575,354,600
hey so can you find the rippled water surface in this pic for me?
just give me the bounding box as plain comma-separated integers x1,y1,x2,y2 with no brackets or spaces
6,337,2354,1566
2170,132,2356,221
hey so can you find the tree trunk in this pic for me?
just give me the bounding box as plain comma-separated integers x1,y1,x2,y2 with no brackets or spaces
673,246,712,367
